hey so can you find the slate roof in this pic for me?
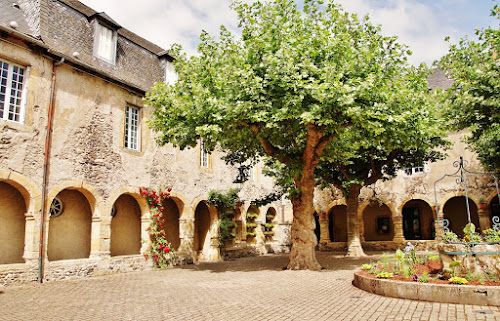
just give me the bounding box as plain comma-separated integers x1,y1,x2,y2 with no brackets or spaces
428,68,454,90
1,0,171,92
0,0,35,36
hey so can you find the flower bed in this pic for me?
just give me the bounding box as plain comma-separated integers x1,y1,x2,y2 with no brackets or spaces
354,225,500,305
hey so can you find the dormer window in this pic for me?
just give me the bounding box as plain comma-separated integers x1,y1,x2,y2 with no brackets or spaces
165,60,178,85
94,22,117,64
91,13,120,65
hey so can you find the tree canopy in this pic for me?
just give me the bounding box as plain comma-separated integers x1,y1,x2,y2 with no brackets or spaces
146,0,428,269
439,3,500,174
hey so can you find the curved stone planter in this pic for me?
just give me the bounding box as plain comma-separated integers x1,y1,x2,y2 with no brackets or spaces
353,272,500,306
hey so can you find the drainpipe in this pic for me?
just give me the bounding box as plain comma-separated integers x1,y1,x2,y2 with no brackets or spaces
38,57,64,283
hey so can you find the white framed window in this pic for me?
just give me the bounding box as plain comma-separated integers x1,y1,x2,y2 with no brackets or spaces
200,139,209,168
165,61,178,85
124,105,140,150
405,165,424,176
0,59,28,123
249,165,255,181
94,22,117,64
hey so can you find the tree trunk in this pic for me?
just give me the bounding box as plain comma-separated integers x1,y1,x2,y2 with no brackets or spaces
287,174,322,270
346,184,366,257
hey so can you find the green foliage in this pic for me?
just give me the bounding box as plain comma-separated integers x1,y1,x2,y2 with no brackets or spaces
247,213,259,220
416,272,430,283
483,228,500,243
439,2,500,174
207,189,241,253
465,272,485,283
376,272,394,279
361,263,373,270
442,231,459,244
428,255,440,261
449,277,468,285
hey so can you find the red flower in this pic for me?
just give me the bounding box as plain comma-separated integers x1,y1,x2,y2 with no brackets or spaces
167,188,172,192
163,247,170,253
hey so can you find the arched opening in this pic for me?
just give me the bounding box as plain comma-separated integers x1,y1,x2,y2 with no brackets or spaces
362,203,394,241
48,189,92,261
490,195,500,225
162,198,181,251
402,200,434,240
314,212,320,243
110,194,141,256
264,207,276,240
0,181,27,264
328,205,347,242
246,205,259,243
443,196,479,237
194,202,211,252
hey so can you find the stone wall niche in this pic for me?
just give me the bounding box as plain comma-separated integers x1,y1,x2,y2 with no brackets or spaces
110,194,141,256
0,181,27,264
47,189,92,261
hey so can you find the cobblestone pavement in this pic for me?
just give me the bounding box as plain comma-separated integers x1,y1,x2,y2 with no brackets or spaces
1,252,500,321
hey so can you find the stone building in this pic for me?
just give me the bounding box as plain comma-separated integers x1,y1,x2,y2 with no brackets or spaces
314,70,500,252
1,0,499,287
0,0,289,286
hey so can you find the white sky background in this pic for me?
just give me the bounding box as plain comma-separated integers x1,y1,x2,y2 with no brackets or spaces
79,0,498,66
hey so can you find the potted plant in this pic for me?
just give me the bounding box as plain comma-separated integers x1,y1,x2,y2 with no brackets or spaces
369,197,382,206
479,199,488,209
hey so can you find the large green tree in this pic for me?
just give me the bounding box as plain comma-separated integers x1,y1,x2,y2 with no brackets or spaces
316,67,447,257
439,3,500,174
147,0,419,270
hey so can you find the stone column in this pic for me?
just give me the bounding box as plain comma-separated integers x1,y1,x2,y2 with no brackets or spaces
23,213,38,263
89,217,103,258
434,209,445,239
392,215,405,243
319,214,329,243
140,215,150,254
478,206,491,230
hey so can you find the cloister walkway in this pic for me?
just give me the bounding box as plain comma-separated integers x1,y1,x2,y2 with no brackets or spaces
1,252,499,320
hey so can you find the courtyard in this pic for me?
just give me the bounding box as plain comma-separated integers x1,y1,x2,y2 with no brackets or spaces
1,252,499,321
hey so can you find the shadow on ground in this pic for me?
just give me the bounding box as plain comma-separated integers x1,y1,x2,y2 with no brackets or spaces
180,251,378,273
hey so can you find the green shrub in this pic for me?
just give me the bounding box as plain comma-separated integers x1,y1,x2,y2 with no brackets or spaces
376,272,393,279
361,263,373,270
449,277,468,284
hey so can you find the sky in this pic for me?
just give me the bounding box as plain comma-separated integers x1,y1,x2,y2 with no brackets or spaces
79,0,498,66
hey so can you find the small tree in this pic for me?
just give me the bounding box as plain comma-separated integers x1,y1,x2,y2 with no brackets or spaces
147,0,420,270
439,3,500,174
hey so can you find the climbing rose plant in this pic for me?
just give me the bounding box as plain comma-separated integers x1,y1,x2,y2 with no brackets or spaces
140,187,175,268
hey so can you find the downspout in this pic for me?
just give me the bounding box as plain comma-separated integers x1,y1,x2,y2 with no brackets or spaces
38,57,64,283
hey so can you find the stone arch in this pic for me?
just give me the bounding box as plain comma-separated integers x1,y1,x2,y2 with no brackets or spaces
0,181,27,264
47,187,94,261
362,201,394,241
401,199,434,240
110,194,142,256
0,170,40,214
328,205,347,242
442,196,479,237
107,187,150,219
47,181,99,218
194,201,211,252
162,197,182,251
489,194,500,225
246,205,260,243
264,207,277,240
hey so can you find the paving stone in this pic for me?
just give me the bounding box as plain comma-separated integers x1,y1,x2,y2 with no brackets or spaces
0,252,500,320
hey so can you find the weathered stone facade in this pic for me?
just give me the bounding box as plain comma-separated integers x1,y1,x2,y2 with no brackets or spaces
1,0,499,287
0,0,289,286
